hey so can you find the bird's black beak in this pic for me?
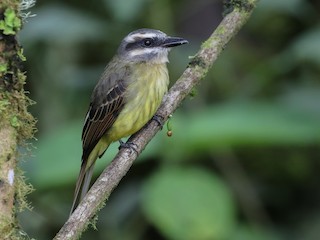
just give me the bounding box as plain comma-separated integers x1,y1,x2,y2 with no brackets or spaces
162,37,188,48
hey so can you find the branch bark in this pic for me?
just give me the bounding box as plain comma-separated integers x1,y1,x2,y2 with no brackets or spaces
0,124,17,237
54,1,258,239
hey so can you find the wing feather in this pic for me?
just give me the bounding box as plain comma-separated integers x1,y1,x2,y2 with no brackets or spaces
81,80,127,160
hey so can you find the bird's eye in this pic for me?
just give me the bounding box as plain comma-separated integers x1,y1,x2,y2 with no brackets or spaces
143,38,153,47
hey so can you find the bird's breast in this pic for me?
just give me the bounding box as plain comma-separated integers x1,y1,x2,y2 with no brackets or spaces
107,63,169,141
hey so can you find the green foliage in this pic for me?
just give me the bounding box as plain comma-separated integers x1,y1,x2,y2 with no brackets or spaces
142,167,235,240
0,8,21,35
0,99,10,113
0,63,8,73
25,121,118,189
17,48,27,61
290,26,320,64
230,225,281,240
104,0,148,22
10,116,20,127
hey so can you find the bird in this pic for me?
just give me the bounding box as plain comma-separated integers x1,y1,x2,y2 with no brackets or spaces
70,28,188,213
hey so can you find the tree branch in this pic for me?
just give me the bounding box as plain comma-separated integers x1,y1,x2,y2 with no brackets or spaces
54,1,258,239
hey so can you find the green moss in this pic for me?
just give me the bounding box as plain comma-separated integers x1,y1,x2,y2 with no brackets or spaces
0,99,10,113
0,63,8,73
0,8,21,35
0,2,37,239
189,87,198,98
17,71,27,86
215,25,226,36
10,116,20,128
188,56,207,69
15,168,34,213
17,49,26,62
223,0,256,16
201,39,212,49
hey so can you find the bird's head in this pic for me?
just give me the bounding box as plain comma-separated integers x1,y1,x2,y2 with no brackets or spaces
117,28,188,64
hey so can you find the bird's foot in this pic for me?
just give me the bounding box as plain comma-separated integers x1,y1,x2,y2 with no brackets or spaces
152,114,164,129
118,140,138,154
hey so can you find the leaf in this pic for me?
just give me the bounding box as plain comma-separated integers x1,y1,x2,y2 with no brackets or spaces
158,101,320,161
258,0,307,16
23,121,118,189
290,26,320,65
103,0,148,22
19,4,106,43
0,8,21,35
230,225,281,240
142,167,236,240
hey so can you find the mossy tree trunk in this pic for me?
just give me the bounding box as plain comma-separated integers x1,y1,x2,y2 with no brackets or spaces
0,0,35,239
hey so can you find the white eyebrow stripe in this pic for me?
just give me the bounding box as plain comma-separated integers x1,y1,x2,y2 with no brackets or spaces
126,33,159,42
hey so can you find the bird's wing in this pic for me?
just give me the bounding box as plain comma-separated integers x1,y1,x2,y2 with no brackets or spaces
81,79,127,161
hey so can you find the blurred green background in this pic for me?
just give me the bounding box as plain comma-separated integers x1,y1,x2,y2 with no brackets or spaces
18,0,320,239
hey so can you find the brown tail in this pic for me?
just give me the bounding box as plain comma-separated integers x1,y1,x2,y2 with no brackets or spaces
70,161,95,215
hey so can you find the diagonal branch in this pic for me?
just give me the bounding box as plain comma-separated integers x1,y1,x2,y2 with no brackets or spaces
54,1,258,239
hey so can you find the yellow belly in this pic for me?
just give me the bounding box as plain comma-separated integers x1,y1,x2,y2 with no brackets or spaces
107,63,169,142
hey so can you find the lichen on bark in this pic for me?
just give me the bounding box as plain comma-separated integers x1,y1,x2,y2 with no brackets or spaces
0,2,36,239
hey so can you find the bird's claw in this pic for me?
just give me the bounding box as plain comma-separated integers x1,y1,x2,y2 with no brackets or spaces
152,114,164,129
118,140,138,154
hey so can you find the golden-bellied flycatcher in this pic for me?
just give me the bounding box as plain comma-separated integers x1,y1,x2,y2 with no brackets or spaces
71,28,188,213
